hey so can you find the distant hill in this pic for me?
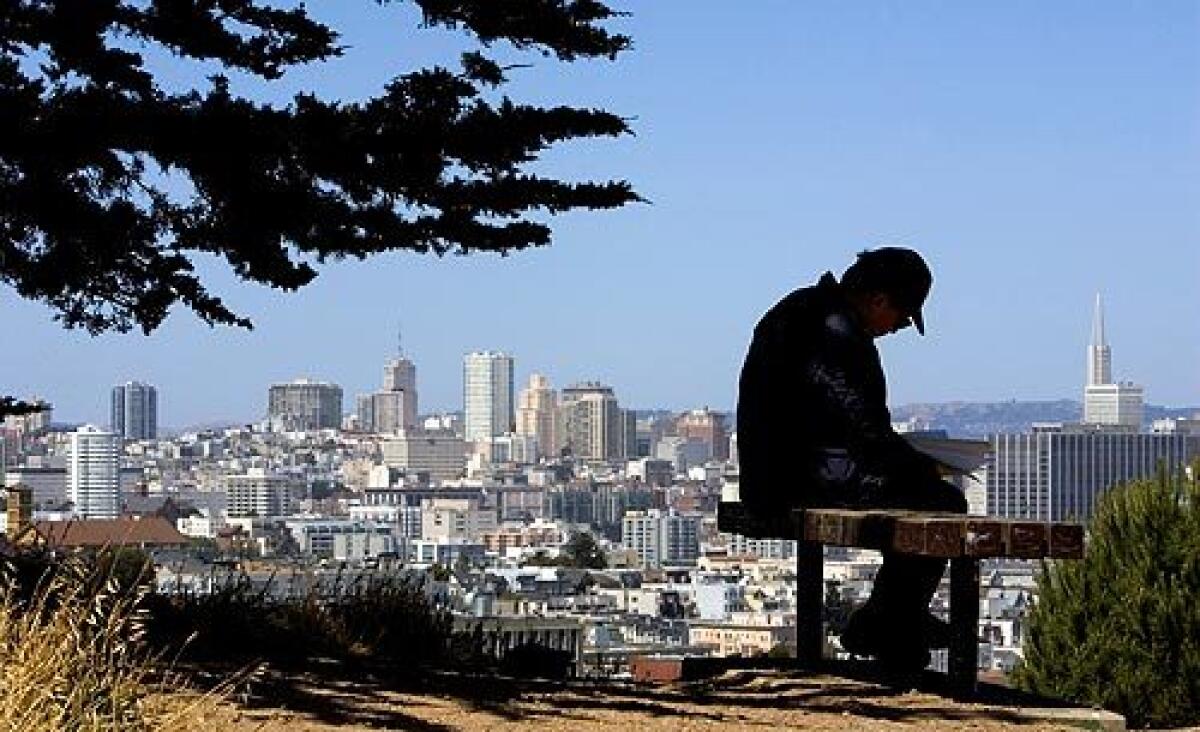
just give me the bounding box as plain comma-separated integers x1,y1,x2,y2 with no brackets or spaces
891,400,1200,438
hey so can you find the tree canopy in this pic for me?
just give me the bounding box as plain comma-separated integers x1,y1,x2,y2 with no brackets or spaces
1,0,639,337
1013,466,1200,728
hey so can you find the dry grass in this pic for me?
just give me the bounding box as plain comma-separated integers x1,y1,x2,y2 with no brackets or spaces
0,555,224,732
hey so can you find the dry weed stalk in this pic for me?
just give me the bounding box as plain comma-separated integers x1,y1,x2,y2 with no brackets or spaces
0,555,225,731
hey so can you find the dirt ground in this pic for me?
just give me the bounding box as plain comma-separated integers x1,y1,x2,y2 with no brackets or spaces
188,666,1084,731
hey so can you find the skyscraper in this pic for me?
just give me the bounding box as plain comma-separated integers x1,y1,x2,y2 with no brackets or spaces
559,382,630,461
1082,294,1143,429
463,351,514,443
382,357,418,429
110,382,157,440
68,425,121,519
516,373,559,460
268,379,343,431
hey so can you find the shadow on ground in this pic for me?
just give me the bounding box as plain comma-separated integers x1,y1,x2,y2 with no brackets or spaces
179,656,1074,731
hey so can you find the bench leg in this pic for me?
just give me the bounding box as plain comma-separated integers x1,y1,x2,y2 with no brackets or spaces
948,556,979,697
795,541,823,668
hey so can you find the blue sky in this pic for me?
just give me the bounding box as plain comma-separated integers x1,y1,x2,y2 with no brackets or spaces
5,1,1198,428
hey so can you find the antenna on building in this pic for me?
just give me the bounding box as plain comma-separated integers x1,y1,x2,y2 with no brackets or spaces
396,321,404,358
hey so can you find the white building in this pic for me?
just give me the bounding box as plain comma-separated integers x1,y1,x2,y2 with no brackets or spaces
655,435,710,473
463,351,514,444
283,518,398,561
1082,294,1143,429
68,425,121,519
380,430,466,483
621,509,702,568
347,503,422,539
177,511,226,539
225,468,293,518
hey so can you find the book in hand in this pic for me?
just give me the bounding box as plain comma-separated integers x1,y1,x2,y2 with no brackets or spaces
902,434,990,477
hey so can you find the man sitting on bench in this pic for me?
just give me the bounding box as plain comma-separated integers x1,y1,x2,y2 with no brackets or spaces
736,246,967,672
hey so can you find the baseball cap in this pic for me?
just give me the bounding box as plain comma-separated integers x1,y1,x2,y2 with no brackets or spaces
843,247,933,335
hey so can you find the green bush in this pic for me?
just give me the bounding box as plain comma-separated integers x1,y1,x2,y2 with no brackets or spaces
1012,466,1200,728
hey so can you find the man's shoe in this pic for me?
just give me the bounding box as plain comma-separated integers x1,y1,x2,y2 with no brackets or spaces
839,607,945,664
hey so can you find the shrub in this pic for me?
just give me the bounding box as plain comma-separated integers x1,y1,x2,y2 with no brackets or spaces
1012,466,1200,728
145,567,455,667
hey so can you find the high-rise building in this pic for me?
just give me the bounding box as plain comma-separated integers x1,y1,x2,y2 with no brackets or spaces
675,408,729,461
68,425,121,519
382,356,418,429
621,508,701,568
559,382,629,461
357,355,418,435
515,373,559,460
268,379,343,431
463,351,514,443
1082,294,1143,429
985,424,1191,521
111,382,157,440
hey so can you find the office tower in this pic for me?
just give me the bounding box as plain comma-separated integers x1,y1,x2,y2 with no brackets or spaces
1082,294,1144,429
382,356,419,429
68,425,121,519
225,468,294,518
357,352,419,434
515,373,559,460
621,508,701,568
985,424,1190,521
267,379,343,431
110,382,157,440
675,408,729,461
559,382,629,461
463,351,514,443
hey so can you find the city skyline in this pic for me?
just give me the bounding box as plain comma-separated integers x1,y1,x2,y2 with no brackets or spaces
3,2,1197,426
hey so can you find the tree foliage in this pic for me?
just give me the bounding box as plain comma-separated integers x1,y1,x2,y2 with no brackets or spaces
1,0,638,334
562,529,607,569
1012,465,1200,728
0,397,47,421
522,530,606,569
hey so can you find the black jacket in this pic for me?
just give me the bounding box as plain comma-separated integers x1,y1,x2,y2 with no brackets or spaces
736,272,936,513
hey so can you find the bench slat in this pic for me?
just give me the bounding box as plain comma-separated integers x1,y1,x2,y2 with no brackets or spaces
716,502,1084,559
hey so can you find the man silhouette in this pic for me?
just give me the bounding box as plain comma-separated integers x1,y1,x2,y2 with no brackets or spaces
736,247,967,670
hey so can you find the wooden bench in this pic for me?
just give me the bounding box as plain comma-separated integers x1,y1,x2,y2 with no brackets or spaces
716,501,1085,696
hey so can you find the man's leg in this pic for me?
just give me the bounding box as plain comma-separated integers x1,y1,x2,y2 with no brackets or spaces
872,479,968,624
842,479,968,666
